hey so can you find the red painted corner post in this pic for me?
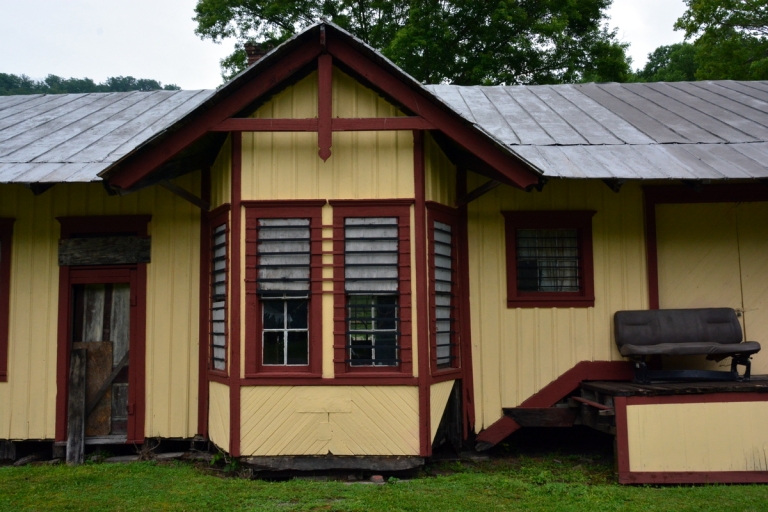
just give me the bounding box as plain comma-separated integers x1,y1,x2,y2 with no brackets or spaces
317,54,333,162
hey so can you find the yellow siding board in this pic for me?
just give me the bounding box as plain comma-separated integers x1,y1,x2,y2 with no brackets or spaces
208,382,230,451
626,401,768,472
240,386,419,456
430,380,454,441
468,178,648,431
0,176,201,440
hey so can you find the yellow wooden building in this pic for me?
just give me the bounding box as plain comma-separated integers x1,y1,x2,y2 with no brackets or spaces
1,22,768,482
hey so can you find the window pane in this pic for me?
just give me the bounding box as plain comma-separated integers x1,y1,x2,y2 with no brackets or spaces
374,333,398,366
263,331,285,365
349,334,372,365
286,299,308,329
287,331,309,365
516,228,580,293
263,301,284,329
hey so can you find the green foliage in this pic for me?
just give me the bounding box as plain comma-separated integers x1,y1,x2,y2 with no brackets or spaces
634,43,698,82
0,73,181,96
675,0,768,80
193,0,632,85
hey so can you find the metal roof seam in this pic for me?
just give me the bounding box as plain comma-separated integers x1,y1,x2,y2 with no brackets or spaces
501,87,557,144
546,85,630,144
717,81,768,104
688,82,768,127
0,95,52,121
528,86,598,145
0,94,94,140
477,87,522,145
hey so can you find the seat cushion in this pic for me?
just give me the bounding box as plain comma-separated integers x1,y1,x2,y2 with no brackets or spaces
620,341,761,357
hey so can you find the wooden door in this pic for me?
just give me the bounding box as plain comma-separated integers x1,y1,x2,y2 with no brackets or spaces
61,267,144,446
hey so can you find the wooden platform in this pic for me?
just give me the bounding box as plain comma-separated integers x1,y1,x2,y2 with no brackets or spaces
582,376,768,398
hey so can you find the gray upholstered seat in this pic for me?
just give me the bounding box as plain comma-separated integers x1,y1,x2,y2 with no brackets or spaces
615,308,760,358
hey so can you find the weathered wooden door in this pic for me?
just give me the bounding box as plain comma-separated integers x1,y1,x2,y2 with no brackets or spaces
656,202,768,373
65,267,143,446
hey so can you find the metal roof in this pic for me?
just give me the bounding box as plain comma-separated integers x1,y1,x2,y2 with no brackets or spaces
0,90,213,183
426,81,768,179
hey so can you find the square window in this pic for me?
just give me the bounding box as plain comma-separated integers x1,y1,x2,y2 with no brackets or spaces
503,211,595,308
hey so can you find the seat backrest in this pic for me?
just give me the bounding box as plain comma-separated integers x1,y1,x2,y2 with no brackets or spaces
614,308,743,348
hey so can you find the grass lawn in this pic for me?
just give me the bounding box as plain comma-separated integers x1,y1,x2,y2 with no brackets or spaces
1,454,768,511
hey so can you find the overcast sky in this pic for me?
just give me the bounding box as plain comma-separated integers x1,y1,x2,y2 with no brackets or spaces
0,0,688,90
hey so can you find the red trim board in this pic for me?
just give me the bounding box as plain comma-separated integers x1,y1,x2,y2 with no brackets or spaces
229,133,243,457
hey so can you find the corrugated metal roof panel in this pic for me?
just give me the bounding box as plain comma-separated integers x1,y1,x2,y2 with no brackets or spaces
0,90,213,183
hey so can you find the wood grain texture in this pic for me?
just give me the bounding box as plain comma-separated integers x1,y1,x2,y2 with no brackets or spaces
58,236,151,266
66,348,86,465
240,386,419,456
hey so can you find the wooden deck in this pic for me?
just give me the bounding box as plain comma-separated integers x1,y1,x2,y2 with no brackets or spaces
581,376,768,398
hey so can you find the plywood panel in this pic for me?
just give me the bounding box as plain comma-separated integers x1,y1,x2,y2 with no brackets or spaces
0,175,201,440
626,401,768,472
240,386,419,456
430,380,454,442
208,382,230,451
736,202,768,375
466,179,648,430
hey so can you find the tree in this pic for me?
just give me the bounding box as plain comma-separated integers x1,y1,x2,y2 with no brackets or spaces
193,0,632,85
0,74,181,96
634,43,698,82
675,0,768,80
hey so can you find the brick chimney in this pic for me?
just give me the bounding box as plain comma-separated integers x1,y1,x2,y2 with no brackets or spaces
244,42,269,66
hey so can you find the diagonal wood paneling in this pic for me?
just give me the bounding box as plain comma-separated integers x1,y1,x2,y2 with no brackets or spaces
240,386,419,456
430,380,454,442
208,382,230,451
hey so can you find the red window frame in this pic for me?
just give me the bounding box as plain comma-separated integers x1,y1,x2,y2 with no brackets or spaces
502,211,596,308
330,200,414,377
427,203,462,375
244,201,325,378
0,219,14,382
207,206,230,377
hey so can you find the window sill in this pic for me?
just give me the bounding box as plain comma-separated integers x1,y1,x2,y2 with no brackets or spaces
244,372,322,379
507,296,595,308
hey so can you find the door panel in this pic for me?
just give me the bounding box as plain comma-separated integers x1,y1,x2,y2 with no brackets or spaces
735,202,768,374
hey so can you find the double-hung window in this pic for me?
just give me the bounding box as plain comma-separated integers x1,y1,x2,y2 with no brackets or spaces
0,219,13,382
245,202,323,376
502,211,595,308
331,201,413,376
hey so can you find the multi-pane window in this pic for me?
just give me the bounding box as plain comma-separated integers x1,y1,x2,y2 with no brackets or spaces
257,218,310,366
433,221,455,368
502,211,595,308
210,223,227,371
345,218,400,367
516,229,579,293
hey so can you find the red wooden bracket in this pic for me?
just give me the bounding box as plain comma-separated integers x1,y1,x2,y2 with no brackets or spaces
318,54,333,161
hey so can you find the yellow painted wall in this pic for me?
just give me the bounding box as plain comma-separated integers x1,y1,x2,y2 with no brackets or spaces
208,382,230,451
0,175,201,440
656,202,768,374
210,135,232,210
424,134,456,206
626,400,768,472
240,386,420,456
240,69,414,201
430,380,454,442
467,177,648,431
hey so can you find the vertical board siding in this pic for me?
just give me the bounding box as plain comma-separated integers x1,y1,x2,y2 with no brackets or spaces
429,380,454,442
467,178,648,430
424,134,456,206
210,135,232,209
240,69,414,201
240,386,420,456
0,177,201,440
208,381,230,451
626,401,768,472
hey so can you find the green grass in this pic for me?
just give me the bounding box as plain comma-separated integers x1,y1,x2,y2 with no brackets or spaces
1,455,767,511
